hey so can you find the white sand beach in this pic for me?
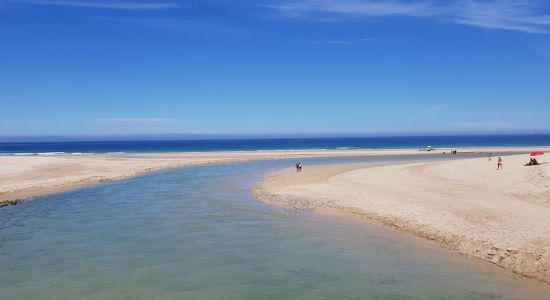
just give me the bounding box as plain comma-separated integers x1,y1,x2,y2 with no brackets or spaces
0,148,445,204
1,147,546,205
253,153,550,283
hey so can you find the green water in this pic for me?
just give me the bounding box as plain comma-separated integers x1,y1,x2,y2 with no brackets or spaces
1,156,549,299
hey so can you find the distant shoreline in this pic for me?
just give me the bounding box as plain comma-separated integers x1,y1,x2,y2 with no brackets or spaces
2,147,548,207
3,134,550,154
1,145,549,157
1,148,439,205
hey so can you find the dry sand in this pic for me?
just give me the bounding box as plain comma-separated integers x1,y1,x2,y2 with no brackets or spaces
0,148,450,204
1,147,546,205
253,153,550,283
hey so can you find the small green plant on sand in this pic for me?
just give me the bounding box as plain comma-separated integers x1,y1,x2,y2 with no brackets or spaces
0,199,22,207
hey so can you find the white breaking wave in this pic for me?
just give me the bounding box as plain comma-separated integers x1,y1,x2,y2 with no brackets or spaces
1,152,96,156
255,149,329,152
37,152,67,156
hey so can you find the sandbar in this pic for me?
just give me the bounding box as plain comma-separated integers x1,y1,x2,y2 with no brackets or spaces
1,148,448,204
253,153,550,283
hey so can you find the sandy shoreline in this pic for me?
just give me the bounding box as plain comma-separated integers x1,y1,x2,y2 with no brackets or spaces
253,152,550,283
3,147,550,282
0,148,442,204
1,147,547,206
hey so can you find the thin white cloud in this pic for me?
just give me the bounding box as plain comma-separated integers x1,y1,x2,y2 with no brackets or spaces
296,39,358,45
419,105,449,117
294,38,373,45
94,118,184,123
452,0,550,34
294,37,406,46
95,17,247,35
11,0,180,10
269,0,440,18
268,0,550,33
452,121,517,131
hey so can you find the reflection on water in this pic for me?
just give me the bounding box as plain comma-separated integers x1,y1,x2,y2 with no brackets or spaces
1,156,549,299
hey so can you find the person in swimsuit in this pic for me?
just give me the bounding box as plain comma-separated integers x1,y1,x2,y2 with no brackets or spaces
497,157,503,170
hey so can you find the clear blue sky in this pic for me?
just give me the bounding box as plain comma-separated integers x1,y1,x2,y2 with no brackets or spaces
1,0,550,137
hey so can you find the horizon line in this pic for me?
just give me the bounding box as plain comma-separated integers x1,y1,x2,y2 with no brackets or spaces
2,131,550,143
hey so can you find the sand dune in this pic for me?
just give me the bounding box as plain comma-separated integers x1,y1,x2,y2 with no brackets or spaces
253,154,550,283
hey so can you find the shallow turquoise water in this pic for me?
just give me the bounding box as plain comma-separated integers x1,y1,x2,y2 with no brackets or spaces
1,156,550,299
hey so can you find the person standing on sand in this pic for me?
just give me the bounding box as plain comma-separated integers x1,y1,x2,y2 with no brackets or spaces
497,157,503,170
488,152,492,161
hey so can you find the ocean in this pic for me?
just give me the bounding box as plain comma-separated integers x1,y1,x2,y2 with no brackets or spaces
1,134,550,155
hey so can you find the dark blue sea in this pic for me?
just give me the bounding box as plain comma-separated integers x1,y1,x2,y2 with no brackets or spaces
1,134,550,155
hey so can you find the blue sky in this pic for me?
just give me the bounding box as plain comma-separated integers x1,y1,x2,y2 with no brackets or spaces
1,0,550,138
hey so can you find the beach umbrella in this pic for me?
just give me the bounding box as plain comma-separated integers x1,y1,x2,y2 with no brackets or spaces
530,151,544,157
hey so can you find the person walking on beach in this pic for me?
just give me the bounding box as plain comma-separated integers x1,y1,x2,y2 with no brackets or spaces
296,162,300,172
497,157,503,170
488,152,492,161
